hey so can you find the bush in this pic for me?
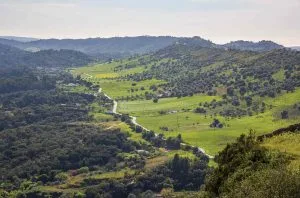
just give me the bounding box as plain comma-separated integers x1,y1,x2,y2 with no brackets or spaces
55,172,68,182
77,167,89,174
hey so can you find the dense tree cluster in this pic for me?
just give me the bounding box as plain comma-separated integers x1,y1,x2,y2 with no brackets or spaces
0,67,144,193
142,131,183,149
76,154,210,198
204,133,300,197
0,125,137,186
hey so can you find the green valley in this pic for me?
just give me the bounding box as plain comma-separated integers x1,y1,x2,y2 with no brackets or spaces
71,45,300,155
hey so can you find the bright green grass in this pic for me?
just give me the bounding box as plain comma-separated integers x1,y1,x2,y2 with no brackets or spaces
262,132,300,171
89,168,135,180
59,84,92,93
272,69,285,81
118,90,300,155
118,122,147,143
264,89,300,108
99,78,166,99
119,94,220,116
71,60,300,156
202,61,224,72
145,149,198,170
120,66,146,76
72,62,122,77
71,60,167,99
71,56,159,79
166,149,197,159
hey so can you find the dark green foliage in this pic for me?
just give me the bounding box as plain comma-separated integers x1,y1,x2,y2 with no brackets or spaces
205,133,291,197
0,43,92,68
195,107,207,114
281,110,289,119
166,136,182,150
0,70,95,130
225,168,300,198
78,153,209,197
209,119,223,128
124,45,300,115
0,67,139,192
0,36,180,59
142,131,182,149
223,40,283,52
134,154,209,192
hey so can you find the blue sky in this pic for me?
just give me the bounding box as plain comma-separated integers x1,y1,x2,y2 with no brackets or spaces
0,0,299,46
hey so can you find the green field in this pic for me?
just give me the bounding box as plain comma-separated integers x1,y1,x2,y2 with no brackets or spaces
98,78,165,99
71,60,166,99
119,90,300,155
72,60,300,156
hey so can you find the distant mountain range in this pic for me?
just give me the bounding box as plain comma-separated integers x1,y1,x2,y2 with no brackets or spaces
0,43,92,68
0,36,178,59
0,36,286,60
291,46,300,51
0,36,39,42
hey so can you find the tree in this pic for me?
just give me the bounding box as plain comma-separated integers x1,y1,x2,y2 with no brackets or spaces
281,110,289,119
210,119,223,128
227,87,235,96
245,96,252,107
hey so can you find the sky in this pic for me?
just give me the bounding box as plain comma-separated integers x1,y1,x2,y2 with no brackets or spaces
0,0,299,46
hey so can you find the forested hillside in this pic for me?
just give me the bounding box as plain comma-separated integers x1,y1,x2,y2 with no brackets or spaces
0,44,93,68
125,44,300,110
0,61,211,197
0,36,38,42
0,36,285,60
73,40,300,158
223,40,284,51
0,36,179,59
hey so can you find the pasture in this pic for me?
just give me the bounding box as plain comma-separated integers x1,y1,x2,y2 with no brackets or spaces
119,89,300,155
72,60,300,156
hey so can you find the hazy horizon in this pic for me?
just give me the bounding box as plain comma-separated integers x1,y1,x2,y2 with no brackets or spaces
0,35,297,47
1,0,299,46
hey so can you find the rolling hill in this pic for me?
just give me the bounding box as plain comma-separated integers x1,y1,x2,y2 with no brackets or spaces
223,40,284,51
72,42,300,155
0,36,286,60
0,43,93,68
0,36,38,42
291,46,300,51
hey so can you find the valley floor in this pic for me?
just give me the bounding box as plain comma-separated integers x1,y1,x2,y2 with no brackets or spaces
72,60,300,155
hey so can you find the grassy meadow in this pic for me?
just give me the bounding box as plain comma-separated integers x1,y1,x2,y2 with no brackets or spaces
71,60,300,156
120,90,300,155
